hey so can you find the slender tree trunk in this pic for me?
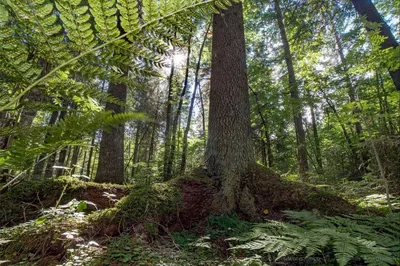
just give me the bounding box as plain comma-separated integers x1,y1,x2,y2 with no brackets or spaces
168,36,192,178
329,15,370,173
19,62,51,128
148,112,159,166
260,137,268,166
33,110,59,178
95,80,127,184
56,106,69,177
321,91,362,174
198,81,207,143
331,21,364,135
80,151,87,176
163,47,176,181
70,146,80,175
309,96,323,172
180,23,210,175
250,87,273,167
351,0,400,90
274,0,308,180
205,2,255,214
378,72,396,134
376,72,390,134
276,120,289,172
86,132,96,178
131,122,142,179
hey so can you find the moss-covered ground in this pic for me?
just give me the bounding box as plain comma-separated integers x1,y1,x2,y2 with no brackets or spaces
0,167,397,265
0,177,128,227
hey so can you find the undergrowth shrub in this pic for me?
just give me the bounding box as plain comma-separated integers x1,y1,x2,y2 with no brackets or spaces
229,211,400,266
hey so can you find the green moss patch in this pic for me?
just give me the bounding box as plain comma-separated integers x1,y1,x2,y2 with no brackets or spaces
245,166,357,217
0,177,128,227
85,182,182,236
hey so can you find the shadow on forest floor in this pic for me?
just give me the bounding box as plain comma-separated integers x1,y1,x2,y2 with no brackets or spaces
0,167,399,265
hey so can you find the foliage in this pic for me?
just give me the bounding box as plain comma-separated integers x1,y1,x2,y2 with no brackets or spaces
206,214,252,238
0,112,148,170
0,0,240,179
229,211,400,266
91,234,269,266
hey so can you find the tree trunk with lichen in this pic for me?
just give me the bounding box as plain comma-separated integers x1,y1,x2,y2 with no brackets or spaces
205,2,255,215
95,81,127,184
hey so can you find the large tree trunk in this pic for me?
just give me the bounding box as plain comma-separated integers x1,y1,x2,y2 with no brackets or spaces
205,2,255,213
274,0,308,180
95,81,127,184
351,0,400,91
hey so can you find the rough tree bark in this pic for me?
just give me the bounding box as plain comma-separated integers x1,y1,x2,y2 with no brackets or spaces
351,0,400,91
274,0,308,180
205,2,255,214
95,81,127,184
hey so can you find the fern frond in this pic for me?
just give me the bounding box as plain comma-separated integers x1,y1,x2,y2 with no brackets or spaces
0,28,41,83
230,211,400,265
0,111,148,170
7,0,69,63
55,0,97,51
1,0,236,111
116,0,140,42
88,0,120,42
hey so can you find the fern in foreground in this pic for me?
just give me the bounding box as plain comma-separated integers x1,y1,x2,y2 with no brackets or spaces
229,211,400,266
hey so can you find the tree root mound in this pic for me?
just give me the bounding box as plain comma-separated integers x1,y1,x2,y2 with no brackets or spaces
0,177,127,227
84,166,357,238
244,166,357,216
171,166,356,226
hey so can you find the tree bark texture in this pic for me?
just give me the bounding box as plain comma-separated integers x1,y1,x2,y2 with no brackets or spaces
95,81,127,184
351,0,400,91
274,0,309,180
206,2,255,213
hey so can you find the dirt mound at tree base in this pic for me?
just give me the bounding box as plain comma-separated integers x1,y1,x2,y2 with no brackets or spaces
171,166,356,227
0,177,128,227
86,166,357,236
245,166,357,216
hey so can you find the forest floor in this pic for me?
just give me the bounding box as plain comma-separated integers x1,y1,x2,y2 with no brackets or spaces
0,170,399,266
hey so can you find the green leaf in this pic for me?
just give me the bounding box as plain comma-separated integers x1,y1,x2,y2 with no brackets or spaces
77,201,88,212
0,4,8,24
35,216,47,225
